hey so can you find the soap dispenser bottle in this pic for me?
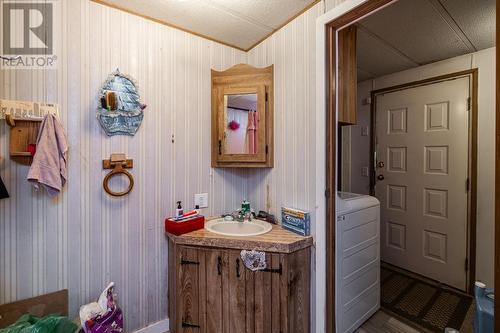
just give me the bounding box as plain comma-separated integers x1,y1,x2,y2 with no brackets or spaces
176,201,183,217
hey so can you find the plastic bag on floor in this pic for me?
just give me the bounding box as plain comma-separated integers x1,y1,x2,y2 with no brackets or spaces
79,283,123,333
0,314,78,333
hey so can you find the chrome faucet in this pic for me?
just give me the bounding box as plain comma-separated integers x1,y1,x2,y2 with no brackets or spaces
229,210,254,222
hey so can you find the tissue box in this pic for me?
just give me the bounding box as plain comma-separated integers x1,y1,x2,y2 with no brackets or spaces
281,207,310,236
165,215,205,236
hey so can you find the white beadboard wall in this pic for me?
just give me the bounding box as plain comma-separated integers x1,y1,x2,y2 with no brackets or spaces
246,2,323,224
325,0,348,12
0,0,247,331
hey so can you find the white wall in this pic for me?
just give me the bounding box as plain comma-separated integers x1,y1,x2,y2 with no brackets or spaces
340,80,373,194
246,3,323,232
0,1,247,331
325,0,348,12
344,47,496,286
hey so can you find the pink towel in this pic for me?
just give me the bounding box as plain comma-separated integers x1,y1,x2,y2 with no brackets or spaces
246,111,257,154
27,114,68,197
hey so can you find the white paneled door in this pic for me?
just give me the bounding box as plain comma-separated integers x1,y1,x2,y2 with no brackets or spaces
375,76,470,291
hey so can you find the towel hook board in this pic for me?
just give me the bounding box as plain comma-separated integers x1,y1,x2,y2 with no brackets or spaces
4,114,42,166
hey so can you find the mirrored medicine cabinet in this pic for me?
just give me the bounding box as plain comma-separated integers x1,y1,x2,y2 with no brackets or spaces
211,64,274,168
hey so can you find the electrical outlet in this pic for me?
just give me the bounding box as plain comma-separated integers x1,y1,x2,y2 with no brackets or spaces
361,126,369,137
195,193,209,208
361,167,369,177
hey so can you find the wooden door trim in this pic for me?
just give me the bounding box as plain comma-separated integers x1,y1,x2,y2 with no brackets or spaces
324,1,394,332
369,69,478,294
495,0,499,330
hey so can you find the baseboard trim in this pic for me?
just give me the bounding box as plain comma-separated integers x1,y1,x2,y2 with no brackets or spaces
132,319,170,333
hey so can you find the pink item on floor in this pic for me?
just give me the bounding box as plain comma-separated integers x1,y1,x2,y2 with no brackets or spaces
27,114,68,197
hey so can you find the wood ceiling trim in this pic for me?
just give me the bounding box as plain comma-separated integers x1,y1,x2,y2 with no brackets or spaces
90,0,321,53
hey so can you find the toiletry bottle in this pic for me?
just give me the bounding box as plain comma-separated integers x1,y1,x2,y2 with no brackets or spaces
241,200,250,214
195,205,200,215
176,201,183,217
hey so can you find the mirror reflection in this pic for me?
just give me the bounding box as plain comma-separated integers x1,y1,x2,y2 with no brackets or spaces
224,93,258,155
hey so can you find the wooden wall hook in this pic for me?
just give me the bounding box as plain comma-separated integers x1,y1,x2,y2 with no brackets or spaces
102,154,134,197
5,114,16,127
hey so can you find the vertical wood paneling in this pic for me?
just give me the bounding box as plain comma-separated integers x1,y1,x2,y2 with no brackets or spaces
0,1,246,331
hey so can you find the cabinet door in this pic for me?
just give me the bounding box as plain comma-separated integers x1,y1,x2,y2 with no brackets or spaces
338,25,357,125
176,246,224,333
216,85,268,164
205,250,223,333
286,248,311,333
176,246,201,332
222,251,284,333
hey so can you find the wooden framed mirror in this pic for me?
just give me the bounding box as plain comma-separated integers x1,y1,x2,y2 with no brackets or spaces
211,64,274,168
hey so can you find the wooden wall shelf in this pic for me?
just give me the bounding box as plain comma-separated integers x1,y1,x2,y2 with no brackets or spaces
4,115,41,165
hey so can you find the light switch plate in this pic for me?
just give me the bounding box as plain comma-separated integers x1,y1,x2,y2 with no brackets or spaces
361,167,369,177
361,126,369,136
195,193,209,208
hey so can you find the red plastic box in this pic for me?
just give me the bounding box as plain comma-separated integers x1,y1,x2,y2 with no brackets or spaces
165,215,205,236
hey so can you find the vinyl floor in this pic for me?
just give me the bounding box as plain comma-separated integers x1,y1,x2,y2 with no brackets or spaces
356,310,426,333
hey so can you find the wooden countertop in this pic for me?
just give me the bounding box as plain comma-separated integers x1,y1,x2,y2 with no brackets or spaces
167,222,313,254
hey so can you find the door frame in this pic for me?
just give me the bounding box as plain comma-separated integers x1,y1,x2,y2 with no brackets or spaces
316,1,396,332
316,1,499,332
369,70,478,293
495,2,499,331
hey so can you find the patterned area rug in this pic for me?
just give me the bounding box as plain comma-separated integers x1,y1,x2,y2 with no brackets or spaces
381,266,473,333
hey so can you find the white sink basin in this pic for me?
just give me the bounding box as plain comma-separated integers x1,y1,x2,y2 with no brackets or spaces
205,218,272,237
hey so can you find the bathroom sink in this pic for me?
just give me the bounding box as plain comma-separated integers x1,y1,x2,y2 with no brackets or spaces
205,218,272,237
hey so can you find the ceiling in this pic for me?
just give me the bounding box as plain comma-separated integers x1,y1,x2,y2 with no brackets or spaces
356,0,496,81
228,94,257,110
92,0,319,51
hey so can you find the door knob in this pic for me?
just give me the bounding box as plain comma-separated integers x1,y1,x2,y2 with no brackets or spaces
377,161,385,168
377,174,385,181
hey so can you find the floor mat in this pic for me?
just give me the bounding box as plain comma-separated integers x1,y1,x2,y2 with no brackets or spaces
381,266,473,333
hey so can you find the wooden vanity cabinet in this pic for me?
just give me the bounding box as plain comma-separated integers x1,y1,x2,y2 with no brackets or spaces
168,243,310,333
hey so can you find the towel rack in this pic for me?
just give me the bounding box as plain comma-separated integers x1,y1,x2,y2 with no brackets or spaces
102,154,134,197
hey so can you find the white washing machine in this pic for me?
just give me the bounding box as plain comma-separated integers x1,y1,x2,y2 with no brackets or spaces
336,192,380,333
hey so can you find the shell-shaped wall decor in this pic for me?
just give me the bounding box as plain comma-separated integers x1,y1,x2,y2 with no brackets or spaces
97,69,146,136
